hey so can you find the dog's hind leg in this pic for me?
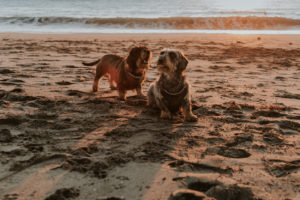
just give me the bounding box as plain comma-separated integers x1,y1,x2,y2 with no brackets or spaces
182,92,198,122
93,63,104,92
147,85,156,107
107,74,117,90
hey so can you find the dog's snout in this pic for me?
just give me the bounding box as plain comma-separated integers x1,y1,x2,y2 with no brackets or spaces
158,57,164,63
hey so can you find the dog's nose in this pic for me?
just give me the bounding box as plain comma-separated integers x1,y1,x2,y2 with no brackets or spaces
158,58,164,64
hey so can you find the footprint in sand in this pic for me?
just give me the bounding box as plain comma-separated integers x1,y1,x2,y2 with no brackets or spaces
206,146,251,158
0,129,13,142
205,184,255,200
169,189,209,200
0,69,15,74
277,120,300,131
251,110,285,118
168,159,233,174
44,188,80,200
225,133,253,147
275,91,300,100
24,143,44,153
217,147,251,158
0,115,24,126
0,78,23,86
61,156,109,179
263,131,284,146
286,115,300,120
10,88,24,93
205,137,226,145
265,159,300,177
63,65,77,69
55,80,74,85
5,93,37,102
66,90,88,97
171,174,256,200
187,177,220,193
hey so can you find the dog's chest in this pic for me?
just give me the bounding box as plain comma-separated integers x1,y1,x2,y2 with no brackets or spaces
119,75,143,90
160,84,188,113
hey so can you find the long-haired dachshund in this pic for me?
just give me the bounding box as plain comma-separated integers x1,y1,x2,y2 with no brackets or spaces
83,46,152,100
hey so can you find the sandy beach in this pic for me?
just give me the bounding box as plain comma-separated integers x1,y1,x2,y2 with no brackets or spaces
0,33,299,200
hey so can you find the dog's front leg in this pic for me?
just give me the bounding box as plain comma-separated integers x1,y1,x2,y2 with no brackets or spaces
149,85,172,119
147,85,156,107
183,93,198,122
160,110,172,119
136,86,145,97
157,99,172,120
118,89,127,101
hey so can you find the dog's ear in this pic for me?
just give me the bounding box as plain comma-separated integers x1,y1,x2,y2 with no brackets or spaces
177,52,189,72
127,46,141,67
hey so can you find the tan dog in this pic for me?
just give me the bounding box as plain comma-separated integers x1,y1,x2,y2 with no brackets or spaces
147,49,197,122
83,46,152,100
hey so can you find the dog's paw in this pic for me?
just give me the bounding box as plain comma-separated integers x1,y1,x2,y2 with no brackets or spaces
92,86,98,92
118,96,126,101
147,103,157,108
118,91,127,101
185,114,198,122
110,86,117,90
160,111,172,119
118,94,127,101
137,93,146,98
136,89,146,98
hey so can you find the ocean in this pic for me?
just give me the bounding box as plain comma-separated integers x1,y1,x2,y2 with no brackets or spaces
0,0,300,34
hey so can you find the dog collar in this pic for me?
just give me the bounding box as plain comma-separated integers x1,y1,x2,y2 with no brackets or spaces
127,71,144,80
161,84,187,96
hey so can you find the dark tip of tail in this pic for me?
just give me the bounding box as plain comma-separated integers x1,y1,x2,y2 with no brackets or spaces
82,59,100,66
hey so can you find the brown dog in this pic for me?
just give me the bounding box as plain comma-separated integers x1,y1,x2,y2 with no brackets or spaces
147,49,197,122
83,46,152,100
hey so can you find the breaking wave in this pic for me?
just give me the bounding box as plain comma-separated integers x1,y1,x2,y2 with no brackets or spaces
1,16,300,30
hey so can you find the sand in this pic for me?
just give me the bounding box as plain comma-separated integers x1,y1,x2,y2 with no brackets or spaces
0,33,299,200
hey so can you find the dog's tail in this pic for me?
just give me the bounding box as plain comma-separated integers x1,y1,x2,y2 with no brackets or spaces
82,59,101,66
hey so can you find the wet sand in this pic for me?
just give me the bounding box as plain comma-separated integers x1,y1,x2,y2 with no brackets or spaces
0,33,300,200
